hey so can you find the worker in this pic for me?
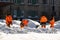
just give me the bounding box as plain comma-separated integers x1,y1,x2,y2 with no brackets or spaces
40,16,48,28
6,14,12,27
20,19,29,30
50,17,55,28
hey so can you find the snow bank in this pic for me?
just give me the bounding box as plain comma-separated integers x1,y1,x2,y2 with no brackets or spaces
0,32,60,40
0,19,60,40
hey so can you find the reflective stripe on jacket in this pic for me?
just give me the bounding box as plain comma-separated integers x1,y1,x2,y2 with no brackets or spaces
6,15,12,24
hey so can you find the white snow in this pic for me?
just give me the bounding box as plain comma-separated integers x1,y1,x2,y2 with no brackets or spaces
0,19,60,40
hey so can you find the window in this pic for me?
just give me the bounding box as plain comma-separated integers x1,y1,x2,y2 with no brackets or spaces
13,9,24,18
13,0,16,3
32,0,38,4
1,0,9,2
14,10,17,15
42,0,47,4
28,0,31,3
16,0,24,4
5,0,9,1
1,0,4,1
17,9,22,17
13,10,17,18
27,10,38,17
28,0,38,4
17,9,24,17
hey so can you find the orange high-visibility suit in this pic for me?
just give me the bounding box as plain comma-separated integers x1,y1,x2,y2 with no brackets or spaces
50,17,55,28
6,15,12,27
40,16,47,23
22,19,28,26
20,19,28,30
40,16,48,28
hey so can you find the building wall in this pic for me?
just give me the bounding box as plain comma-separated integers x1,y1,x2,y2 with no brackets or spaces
12,0,52,19
0,0,60,20
0,0,14,18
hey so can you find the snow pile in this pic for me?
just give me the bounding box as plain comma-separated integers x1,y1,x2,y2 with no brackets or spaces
0,19,60,40
27,19,40,28
0,32,60,40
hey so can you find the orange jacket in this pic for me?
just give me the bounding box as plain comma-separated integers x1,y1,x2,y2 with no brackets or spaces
6,15,12,24
40,16,48,22
50,17,55,27
22,19,28,26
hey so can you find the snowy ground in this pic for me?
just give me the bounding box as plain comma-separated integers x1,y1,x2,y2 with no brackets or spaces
0,19,60,40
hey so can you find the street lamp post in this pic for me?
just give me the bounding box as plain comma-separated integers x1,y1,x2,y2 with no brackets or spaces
52,0,58,20
52,0,54,16
52,0,56,16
